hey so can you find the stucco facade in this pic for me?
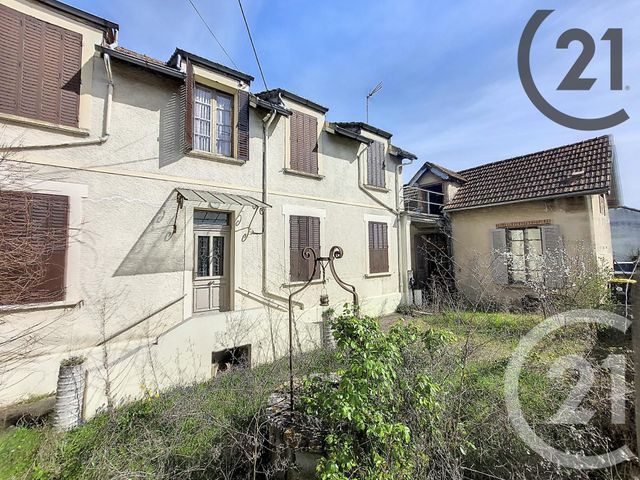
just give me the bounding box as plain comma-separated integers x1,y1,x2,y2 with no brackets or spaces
0,1,409,414
449,195,613,304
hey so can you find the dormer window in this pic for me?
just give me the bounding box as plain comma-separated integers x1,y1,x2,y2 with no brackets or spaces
194,84,233,157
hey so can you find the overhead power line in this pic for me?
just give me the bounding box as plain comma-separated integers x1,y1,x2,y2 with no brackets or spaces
236,0,268,90
185,0,239,70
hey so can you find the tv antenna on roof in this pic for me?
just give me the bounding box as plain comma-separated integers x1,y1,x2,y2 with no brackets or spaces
366,81,383,124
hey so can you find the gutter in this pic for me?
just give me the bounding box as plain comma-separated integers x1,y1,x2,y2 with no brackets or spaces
98,46,185,79
2,52,115,152
444,188,610,213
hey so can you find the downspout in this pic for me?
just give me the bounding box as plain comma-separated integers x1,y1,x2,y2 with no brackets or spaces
261,104,301,308
396,158,415,299
3,53,114,152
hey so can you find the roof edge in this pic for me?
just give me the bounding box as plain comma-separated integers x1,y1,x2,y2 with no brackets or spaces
326,124,373,144
171,48,254,83
98,46,185,79
444,188,609,212
334,122,392,140
36,0,119,30
257,89,329,114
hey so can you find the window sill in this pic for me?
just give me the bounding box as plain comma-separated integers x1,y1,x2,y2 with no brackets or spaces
283,168,324,180
364,184,389,193
365,272,392,279
0,299,83,313
188,150,246,165
0,112,89,137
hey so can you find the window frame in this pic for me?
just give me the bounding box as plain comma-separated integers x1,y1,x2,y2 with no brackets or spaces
193,83,235,158
506,227,543,284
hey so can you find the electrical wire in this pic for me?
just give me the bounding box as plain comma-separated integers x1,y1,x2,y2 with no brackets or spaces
185,0,239,70
236,0,268,90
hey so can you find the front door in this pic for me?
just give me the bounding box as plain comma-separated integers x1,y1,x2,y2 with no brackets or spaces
193,210,231,312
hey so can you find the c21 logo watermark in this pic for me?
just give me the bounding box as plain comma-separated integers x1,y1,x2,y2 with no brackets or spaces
505,310,635,470
518,10,630,131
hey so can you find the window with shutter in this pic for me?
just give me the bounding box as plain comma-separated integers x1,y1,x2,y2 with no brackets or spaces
0,5,81,127
368,221,389,273
366,141,386,188
192,83,236,158
289,215,320,281
289,110,318,174
0,191,69,305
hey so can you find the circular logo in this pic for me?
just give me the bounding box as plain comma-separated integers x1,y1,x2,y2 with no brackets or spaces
518,10,630,131
504,309,635,469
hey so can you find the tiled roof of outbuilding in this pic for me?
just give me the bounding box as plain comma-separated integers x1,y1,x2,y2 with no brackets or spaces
445,136,614,211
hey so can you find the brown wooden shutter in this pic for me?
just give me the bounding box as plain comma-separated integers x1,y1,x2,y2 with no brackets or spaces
367,141,385,187
290,215,320,281
184,59,194,152
290,110,318,174
0,191,68,305
59,26,82,127
236,90,250,161
369,222,389,273
0,4,22,115
0,5,81,127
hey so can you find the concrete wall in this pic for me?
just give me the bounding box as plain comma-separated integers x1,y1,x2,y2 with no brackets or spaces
610,207,640,262
449,195,612,304
0,1,402,414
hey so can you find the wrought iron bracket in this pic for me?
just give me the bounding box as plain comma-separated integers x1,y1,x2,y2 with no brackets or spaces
287,246,358,411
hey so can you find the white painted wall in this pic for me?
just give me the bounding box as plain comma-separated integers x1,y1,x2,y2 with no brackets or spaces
0,1,403,414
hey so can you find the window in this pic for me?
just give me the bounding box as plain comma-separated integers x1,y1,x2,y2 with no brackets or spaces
193,84,233,157
368,222,389,273
0,5,82,127
0,191,69,305
366,141,385,188
290,110,318,174
289,215,320,281
507,228,543,284
423,184,444,215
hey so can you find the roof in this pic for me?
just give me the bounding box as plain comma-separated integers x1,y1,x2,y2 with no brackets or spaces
257,89,329,114
36,0,118,30
169,48,254,84
389,145,418,161
445,136,615,212
334,122,392,140
326,123,373,144
408,161,467,185
176,188,270,209
99,46,185,79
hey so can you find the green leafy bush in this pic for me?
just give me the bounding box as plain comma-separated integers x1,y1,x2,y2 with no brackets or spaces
301,306,448,479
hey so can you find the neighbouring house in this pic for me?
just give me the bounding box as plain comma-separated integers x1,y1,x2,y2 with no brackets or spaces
0,0,417,414
405,136,620,306
609,206,640,269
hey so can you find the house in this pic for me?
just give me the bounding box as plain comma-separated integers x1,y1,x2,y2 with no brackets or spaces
405,136,620,306
0,0,417,414
609,206,640,267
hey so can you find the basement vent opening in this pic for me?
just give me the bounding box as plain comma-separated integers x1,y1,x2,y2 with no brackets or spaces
211,345,251,377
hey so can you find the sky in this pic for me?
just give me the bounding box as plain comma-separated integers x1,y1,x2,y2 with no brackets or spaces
69,0,639,206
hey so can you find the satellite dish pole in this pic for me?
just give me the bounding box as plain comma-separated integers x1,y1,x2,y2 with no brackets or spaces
366,81,383,123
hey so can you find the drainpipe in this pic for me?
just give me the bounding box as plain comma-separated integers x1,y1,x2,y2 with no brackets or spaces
395,158,415,299
3,53,114,152
261,104,301,308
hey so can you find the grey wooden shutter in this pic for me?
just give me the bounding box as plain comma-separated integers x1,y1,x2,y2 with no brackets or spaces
236,90,250,161
184,60,194,152
0,5,81,127
369,222,389,273
541,224,565,288
367,141,385,187
491,229,509,285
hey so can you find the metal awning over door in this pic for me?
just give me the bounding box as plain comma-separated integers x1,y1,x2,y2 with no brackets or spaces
176,188,271,209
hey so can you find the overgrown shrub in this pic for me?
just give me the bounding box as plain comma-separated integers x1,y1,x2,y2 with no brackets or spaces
301,306,451,479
